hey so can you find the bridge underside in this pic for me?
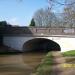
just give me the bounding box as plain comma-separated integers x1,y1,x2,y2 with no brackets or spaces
23,38,61,52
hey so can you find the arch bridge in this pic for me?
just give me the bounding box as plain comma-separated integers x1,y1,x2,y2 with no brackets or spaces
3,27,75,52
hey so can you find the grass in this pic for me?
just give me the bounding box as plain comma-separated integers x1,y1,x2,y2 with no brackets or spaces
62,50,75,64
62,50,75,57
31,52,53,75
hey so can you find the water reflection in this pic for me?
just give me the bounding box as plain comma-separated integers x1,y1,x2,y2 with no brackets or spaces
0,53,45,75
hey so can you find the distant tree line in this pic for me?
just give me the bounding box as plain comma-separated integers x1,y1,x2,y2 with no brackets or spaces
29,0,75,28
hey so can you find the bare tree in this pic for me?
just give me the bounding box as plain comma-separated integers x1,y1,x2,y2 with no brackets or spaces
33,8,58,27
63,0,75,27
48,0,75,27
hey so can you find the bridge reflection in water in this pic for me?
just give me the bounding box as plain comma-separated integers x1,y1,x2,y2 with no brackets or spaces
0,52,46,75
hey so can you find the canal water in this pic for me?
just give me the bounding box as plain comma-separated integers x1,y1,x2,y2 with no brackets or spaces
0,52,46,75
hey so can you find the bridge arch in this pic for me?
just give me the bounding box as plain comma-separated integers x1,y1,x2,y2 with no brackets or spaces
23,38,61,52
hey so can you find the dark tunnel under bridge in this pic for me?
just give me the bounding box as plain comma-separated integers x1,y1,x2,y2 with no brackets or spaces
23,38,61,52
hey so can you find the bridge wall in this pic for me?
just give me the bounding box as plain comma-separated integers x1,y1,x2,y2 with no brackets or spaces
3,36,75,52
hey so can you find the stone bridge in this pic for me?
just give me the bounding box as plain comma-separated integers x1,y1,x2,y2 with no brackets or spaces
2,27,75,52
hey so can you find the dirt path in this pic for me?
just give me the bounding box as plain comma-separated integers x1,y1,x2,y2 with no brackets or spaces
51,51,75,75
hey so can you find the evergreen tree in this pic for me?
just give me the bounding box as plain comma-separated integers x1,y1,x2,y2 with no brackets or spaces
29,18,35,26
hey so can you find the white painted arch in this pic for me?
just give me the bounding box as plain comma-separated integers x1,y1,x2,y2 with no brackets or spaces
3,36,75,52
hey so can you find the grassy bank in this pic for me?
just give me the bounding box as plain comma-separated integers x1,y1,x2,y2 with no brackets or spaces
31,52,53,75
62,50,75,63
62,50,75,57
